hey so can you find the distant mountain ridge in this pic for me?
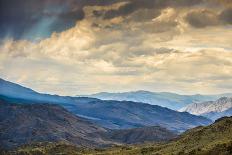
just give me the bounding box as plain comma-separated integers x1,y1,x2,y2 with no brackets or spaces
0,78,80,105
0,78,212,132
82,91,232,110
67,99,212,132
180,97,232,120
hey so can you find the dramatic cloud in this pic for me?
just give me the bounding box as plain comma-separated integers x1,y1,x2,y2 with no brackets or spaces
220,7,232,24
185,7,232,28
185,10,219,28
0,0,118,39
0,0,232,95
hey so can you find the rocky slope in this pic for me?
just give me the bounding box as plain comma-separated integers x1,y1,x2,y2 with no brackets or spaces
180,97,232,120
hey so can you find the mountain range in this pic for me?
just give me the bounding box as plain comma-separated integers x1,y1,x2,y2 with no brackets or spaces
4,116,232,155
1,77,232,155
0,99,177,149
82,91,232,110
0,78,212,132
180,97,232,120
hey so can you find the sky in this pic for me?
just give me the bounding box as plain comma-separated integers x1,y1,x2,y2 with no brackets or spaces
0,0,232,95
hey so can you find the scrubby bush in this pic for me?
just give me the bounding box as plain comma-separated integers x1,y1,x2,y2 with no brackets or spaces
140,147,154,154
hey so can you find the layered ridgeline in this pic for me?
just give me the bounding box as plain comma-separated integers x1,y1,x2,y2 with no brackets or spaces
0,99,177,149
180,97,232,121
0,78,211,132
4,117,232,155
81,91,232,110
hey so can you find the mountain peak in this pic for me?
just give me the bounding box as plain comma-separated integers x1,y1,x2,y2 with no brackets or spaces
181,97,232,120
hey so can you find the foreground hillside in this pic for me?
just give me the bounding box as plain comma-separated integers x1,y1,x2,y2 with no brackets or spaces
0,99,176,150
3,117,232,155
0,78,212,132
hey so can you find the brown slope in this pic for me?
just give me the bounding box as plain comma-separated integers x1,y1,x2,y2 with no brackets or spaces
0,99,177,150
104,126,176,144
0,99,110,149
3,117,232,155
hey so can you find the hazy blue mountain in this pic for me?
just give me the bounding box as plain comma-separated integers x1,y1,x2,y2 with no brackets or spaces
66,99,212,132
202,108,232,121
81,91,232,110
0,78,212,132
0,78,100,107
180,97,232,121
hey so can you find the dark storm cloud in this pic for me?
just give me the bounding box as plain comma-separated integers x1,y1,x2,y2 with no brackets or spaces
103,0,166,19
185,7,232,28
0,0,118,40
102,0,203,19
219,7,232,24
185,10,218,28
48,9,85,33
0,0,231,40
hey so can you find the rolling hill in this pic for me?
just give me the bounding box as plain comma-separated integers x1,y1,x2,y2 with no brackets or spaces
6,116,232,155
0,99,109,149
0,99,177,150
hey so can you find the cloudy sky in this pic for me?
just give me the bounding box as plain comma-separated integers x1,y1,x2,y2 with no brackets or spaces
0,0,232,95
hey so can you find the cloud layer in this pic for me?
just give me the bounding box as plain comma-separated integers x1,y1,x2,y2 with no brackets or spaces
0,0,232,95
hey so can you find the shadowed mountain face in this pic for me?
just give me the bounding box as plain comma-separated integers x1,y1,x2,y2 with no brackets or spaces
180,97,232,120
104,126,176,144
82,91,232,110
0,78,212,132
4,117,232,155
0,99,177,149
0,99,109,149
66,99,212,132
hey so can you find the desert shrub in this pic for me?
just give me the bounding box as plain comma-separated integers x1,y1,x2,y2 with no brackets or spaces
188,149,196,155
30,149,45,155
0,150,10,155
226,142,232,153
140,147,154,155
177,150,185,155
121,146,132,150
94,148,105,151
15,151,31,155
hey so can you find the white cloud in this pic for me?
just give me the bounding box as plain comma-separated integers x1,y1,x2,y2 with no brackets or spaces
0,4,232,95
